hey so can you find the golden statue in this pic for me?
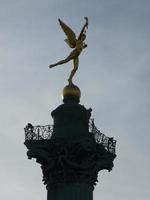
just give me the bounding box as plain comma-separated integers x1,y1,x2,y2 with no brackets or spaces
49,17,88,84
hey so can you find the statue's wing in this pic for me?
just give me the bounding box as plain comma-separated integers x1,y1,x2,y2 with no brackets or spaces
58,19,77,48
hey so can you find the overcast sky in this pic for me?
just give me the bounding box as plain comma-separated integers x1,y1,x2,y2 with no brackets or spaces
0,0,150,199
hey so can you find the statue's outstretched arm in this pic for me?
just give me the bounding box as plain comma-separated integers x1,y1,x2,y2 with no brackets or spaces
78,17,88,40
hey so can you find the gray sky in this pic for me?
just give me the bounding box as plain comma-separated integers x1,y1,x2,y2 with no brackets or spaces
0,0,150,199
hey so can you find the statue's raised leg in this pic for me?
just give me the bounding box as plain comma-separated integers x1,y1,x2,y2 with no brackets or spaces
49,49,78,68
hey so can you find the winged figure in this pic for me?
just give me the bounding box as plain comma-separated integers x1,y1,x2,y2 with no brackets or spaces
49,17,88,84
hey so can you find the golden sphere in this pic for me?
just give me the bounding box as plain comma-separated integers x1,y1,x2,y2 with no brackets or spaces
62,83,81,102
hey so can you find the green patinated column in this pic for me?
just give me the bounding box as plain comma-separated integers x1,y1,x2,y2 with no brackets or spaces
48,183,93,200
24,84,116,200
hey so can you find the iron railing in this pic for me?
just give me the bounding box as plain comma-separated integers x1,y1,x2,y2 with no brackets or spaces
89,119,116,154
24,123,53,140
24,119,116,154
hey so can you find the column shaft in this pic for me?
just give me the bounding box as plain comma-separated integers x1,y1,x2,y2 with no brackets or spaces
47,183,93,200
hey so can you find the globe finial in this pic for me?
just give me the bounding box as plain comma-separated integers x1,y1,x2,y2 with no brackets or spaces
62,83,81,103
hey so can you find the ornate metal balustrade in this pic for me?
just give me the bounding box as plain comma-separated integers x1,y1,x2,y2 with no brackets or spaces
89,119,116,154
24,119,116,154
24,123,53,140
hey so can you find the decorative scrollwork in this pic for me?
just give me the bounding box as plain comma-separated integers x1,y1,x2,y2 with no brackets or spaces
24,123,53,140
89,119,116,154
24,119,116,188
24,119,116,155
